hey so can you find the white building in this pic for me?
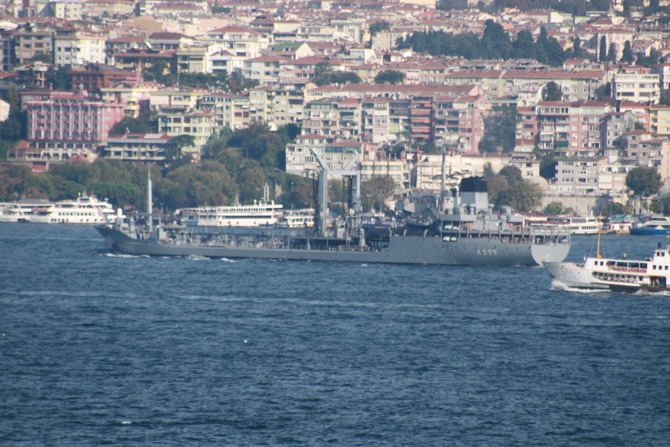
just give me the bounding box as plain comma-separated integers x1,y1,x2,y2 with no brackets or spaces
54,34,105,67
612,72,660,104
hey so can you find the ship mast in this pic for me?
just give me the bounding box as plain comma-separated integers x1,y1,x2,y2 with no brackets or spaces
147,169,153,232
596,216,601,258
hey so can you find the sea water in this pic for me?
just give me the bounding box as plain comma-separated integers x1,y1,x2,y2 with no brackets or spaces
1,224,669,446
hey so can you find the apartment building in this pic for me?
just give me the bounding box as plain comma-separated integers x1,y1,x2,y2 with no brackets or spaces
54,34,105,67
515,106,538,152
509,153,540,179
502,70,605,102
83,0,135,18
113,48,176,75
285,134,326,175
272,87,305,125
14,28,54,65
0,30,16,71
102,133,176,165
285,135,370,176
443,70,502,100
243,56,284,84
553,157,602,194
359,148,410,188
157,108,215,157
35,0,83,20
301,98,342,142
175,44,221,74
650,64,670,102
100,81,164,118
619,130,670,179
150,86,208,110
9,90,125,169
414,153,509,190
433,94,485,154
612,72,660,104
205,26,267,59
248,87,275,126
649,105,670,136
601,110,636,149
536,101,610,155
362,97,390,144
67,64,138,94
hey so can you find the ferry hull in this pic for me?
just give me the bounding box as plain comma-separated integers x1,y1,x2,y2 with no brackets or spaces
629,228,670,236
97,226,570,267
545,262,643,291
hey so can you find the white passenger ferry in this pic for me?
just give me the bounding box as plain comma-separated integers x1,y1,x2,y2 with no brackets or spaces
533,216,599,235
178,201,284,227
546,244,670,292
0,198,53,223
30,193,120,224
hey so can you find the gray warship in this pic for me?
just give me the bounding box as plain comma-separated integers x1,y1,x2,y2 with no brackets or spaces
96,153,571,266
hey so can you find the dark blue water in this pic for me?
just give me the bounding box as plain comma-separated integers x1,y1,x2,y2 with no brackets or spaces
1,224,669,446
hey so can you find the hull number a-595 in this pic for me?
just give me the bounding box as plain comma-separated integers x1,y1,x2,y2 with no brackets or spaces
478,249,497,256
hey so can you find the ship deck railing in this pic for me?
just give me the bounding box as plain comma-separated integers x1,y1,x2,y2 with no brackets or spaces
441,224,570,244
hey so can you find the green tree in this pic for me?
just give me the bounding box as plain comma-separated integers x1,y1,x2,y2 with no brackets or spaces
57,180,86,200
30,52,52,64
237,166,267,203
544,201,564,216
50,161,98,186
374,70,406,84
607,42,617,62
601,202,633,217
109,110,157,136
227,121,291,168
621,41,634,64
481,19,512,60
361,176,395,212
542,81,563,101
90,181,143,207
591,0,610,10
478,104,518,153
572,36,583,58
167,134,196,161
599,35,607,62
512,30,536,59
369,21,390,36
626,167,662,197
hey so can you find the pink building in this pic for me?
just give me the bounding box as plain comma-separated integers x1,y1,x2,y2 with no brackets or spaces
9,90,125,171
536,101,611,155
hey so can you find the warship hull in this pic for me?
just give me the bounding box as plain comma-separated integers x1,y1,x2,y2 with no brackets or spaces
96,226,570,267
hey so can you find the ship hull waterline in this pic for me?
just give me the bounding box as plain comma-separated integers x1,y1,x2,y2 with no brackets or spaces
97,226,570,267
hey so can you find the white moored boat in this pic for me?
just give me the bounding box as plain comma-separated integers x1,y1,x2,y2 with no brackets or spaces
30,193,120,224
0,198,53,223
178,201,284,227
532,216,599,235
